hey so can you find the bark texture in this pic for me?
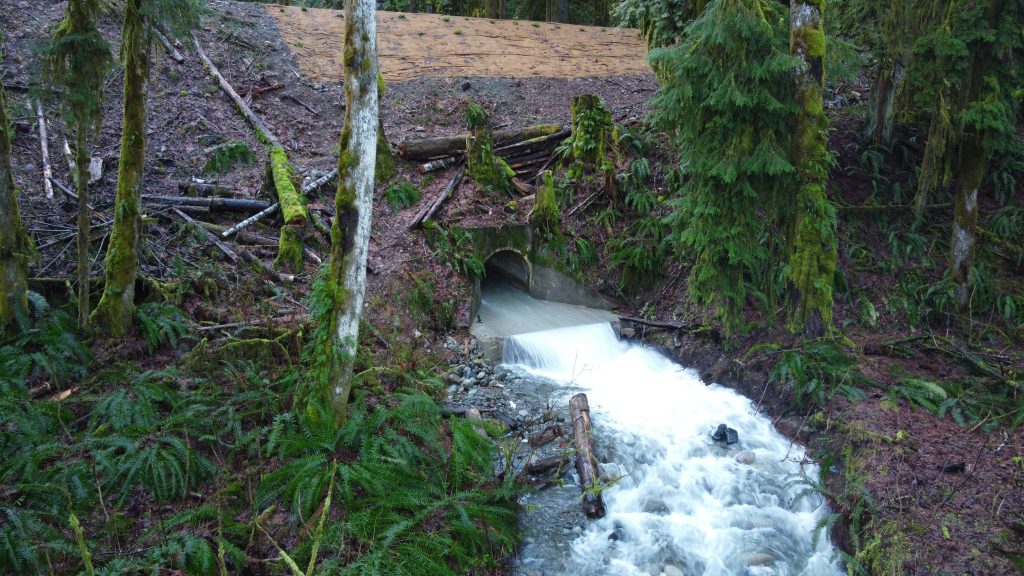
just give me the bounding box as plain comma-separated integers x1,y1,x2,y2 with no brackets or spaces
75,128,91,329
327,0,379,424
788,0,837,336
569,393,605,518
93,0,146,334
0,83,31,334
949,0,1003,305
865,58,904,144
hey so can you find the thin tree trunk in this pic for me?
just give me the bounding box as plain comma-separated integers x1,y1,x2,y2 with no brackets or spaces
865,56,903,144
949,0,1002,306
912,97,954,228
787,0,837,336
0,82,30,334
93,0,146,334
75,126,91,329
326,0,379,424
486,0,500,19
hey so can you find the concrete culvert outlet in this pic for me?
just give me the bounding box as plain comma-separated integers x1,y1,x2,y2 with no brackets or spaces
484,249,530,291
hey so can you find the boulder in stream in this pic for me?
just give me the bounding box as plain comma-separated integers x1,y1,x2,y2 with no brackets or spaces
712,423,739,445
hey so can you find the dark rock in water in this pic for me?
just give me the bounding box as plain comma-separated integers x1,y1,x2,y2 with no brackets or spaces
712,423,739,445
607,522,625,541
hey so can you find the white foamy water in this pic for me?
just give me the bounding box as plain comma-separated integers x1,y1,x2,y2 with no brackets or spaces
503,323,843,576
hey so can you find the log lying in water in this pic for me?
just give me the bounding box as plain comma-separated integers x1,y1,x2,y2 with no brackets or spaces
398,124,562,161
569,393,606,518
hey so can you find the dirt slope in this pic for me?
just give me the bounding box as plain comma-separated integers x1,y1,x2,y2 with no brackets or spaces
268,5,650,82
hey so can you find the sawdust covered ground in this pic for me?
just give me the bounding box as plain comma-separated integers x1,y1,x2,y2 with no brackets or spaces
268,5,650,83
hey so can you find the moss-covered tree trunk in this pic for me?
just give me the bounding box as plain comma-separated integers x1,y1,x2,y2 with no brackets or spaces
75,127,92,328
865,57,904,144
466,127,514,195
569,94,615,202
375,73,394,183
787,0,837,336
949,0,1002,306
0,82,31,334
92,0,146,334
325,0,379,425
45,0,111,330
912,98,954,227
267,146,308,272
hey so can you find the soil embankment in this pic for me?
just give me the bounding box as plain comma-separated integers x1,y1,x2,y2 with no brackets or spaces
269,5,650,82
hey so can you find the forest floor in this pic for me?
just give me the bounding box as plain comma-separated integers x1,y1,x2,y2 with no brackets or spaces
2,0,1023,574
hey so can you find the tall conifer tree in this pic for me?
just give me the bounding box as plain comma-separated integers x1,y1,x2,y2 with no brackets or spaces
652,0,795,331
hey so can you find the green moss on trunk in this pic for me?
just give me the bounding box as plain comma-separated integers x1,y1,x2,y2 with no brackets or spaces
275,225,305,272
532,170,560,234
569,94,612,166
93,0,146,335
267,146,308,272
0,82,31,334
466,127,514,195
787,0,837,336
75,128,92,329
376,118,394,184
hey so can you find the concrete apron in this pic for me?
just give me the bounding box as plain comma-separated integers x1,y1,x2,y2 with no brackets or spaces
470,278,620,362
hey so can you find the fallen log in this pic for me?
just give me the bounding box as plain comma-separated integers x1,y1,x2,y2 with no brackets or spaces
529,424,565,447
419,155,462,174
197,221,278,246
302,169,339,196
569,393,606,518
494,129,569,157
265,147,309,272
172,208,293,283
145,195,274,213
409,166,465,229
152,25,184,64
192,34,281,148
522,454,569,476
220,203,279,239
398,124,562,161
178,180,235,196
35,101,54,200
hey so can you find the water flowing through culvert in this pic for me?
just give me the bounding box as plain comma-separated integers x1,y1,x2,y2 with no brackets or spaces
501,323,844,576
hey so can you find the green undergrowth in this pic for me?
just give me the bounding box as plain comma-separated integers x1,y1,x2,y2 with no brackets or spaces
0,292,520,575
384,181,421,213
202,140,255,174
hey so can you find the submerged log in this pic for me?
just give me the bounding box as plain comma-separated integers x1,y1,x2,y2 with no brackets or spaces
398,124,562,161
569,393,606,518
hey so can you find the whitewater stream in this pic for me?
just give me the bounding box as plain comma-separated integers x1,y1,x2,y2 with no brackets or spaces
500,322,844,576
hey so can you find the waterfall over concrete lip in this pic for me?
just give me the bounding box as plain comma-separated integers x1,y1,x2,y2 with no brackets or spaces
504,323,843,576
471,279,619,357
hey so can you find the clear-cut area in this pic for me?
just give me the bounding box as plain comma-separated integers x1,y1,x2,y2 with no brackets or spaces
268,6,650,82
